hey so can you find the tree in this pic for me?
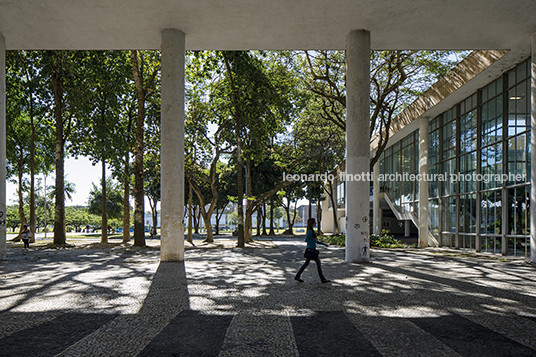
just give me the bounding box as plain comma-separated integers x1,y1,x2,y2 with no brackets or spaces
293,95,346,234
65,206,90,233
42,50,86,245
6,51,53,239
130,50,160,247
144,152,161,235
70,51,132,244
88,179,123,220
279,182,305,234
184,77,233,243
301,50,465,169
221,51,302,244
6,205,23,233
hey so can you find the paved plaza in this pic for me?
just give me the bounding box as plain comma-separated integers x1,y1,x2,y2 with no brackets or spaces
1,238,536,356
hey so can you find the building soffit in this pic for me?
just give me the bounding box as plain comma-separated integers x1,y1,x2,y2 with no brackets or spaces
1,1,536,51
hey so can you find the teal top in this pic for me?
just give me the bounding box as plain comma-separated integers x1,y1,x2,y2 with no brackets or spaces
305,229,316,249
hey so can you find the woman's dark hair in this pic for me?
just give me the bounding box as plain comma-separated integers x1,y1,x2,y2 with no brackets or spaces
307,218,316,237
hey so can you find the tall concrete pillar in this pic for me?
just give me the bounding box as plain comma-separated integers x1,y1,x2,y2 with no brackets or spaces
531,34,536,263
373,160,381,234
0,34,5,260
160,29,185,261
345,30,371,263
418,116,429,247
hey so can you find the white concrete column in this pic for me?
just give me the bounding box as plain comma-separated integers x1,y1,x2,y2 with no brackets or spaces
160,29,185,261
531,34,536,263
372,159,382,234
345,30,371,263
373,160,381,234
418,116,430,247
0,34,5,260
404,220,411,237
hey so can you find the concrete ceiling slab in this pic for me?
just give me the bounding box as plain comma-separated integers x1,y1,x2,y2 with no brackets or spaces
1,0,535,51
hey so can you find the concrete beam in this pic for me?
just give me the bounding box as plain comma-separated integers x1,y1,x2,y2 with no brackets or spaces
160,29,185,261
345,30,370,263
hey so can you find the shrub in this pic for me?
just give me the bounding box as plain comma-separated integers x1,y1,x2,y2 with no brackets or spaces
319,229,406,248
370,229,403,248
319,234,346,246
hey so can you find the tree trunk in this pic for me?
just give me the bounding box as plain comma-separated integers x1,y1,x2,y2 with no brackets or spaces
29,102,36,243
101,159,108,244
262,203,268,235
256,205,261,236
283,190,295,235
269,198,275,235
201,210,213,243
244,156,253,243
328,183,339,234
194,207,200,234
308,190,313,224
317,194,323,235
236,146,245,247
15,157,27,242
122,155,130,243
152,202,158,237
50,53,66,245
291,201,298,229
130,50,146,247
187,185,193,243
223,53,244,248
215,208,220,235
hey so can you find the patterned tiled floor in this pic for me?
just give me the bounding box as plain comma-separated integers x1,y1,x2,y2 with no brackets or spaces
1,239,535,356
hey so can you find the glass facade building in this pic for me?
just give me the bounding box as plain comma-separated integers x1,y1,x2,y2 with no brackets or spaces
379,59,531,257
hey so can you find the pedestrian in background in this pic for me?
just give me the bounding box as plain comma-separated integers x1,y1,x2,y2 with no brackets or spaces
21,225,32,249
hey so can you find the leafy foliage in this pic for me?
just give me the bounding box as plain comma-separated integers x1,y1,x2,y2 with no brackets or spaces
87,179,124,220
370,230,404,248
319,234,346,246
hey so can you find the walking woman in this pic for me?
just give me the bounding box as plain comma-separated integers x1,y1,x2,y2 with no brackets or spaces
295,218,330,283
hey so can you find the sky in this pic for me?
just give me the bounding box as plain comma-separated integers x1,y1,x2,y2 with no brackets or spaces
7,156,102,207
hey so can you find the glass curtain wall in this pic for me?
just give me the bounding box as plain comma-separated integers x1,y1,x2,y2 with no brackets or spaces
379,131,418,214
379,59,531,256
428,117,440,238
506,60,531,256
435,59,531,255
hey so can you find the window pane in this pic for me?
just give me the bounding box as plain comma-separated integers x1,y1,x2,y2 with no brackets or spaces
507,133,528,185
442,158,456,196
481,97,503,146
459,194,477,233
508,186,530,235
442,120,456,160
481,143,503,190
460,110,477,153
459,152,477,193
442,196,456,233
481,190,502,235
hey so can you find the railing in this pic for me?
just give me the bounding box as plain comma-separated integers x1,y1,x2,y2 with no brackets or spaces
381,191,438,247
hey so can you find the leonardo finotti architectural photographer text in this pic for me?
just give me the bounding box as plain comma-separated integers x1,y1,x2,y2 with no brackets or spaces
283,172,526,183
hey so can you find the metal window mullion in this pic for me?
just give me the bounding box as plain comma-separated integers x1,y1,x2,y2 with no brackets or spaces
476,89,482,251
438,115,444,246
502,72,509,255
455,105,460,249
